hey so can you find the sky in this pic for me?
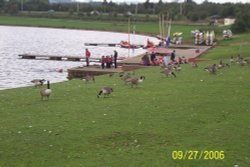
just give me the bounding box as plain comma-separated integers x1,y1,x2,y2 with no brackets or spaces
84,0,250,4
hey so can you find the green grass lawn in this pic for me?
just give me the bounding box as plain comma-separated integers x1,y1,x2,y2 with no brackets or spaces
0,16,250,166
1,57,250,166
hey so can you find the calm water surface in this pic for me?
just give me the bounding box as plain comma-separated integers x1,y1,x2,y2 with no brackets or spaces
0,26,159,90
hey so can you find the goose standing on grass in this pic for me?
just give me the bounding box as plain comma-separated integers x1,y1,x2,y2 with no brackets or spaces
173,64,181,72
125,76,146,87
161,67,176,78
217,60,230,69
82,75,95,83
97,87,113,98
204,64,217,74
191,62,198,68
40,81,52,100
230,56,235,64
31,79,46,87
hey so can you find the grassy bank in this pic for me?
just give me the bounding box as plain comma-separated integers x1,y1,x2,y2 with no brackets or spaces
0,16,250,166
0,57,250,167
0,15,226,43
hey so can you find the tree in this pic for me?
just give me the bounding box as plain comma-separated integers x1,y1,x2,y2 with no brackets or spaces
221,5,235,17
144,0,153,10
102,0,108,5
158,0,163,5
0,0,5,9
231,6,250,33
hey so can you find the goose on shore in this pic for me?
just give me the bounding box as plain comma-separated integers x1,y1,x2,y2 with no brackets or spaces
204,64,217,74
191,62,198,68
31,79,46,87
161,67,176,78
40,81,52,100
82,75,95,83
125,76,146,87
97,87,113,98
217,60,230,69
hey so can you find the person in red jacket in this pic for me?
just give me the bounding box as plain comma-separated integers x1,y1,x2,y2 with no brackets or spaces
85,48,91,66
154,58,159,65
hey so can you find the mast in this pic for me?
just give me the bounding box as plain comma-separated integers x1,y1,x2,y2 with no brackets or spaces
168,18,172,37
166,13,169,39
162,14,165,39
159,15,162,39
128,17,131,57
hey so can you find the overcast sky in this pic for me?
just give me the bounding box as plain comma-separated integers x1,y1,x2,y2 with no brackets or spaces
85,0,250,4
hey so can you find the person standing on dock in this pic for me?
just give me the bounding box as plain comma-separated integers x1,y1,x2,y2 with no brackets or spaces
101,56,105,69
85,48,91,66
170,50,176,63
114,50,118,68
150,52,156,65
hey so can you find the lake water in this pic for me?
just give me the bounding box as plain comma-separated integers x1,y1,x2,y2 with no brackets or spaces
0,25,159,90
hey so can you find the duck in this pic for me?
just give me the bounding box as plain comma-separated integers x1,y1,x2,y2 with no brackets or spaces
31,79,46,87
97,87,113,98
40,81,52,100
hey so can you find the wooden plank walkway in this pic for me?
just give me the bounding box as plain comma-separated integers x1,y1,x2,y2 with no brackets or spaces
84,43,119,47
18,54,125,62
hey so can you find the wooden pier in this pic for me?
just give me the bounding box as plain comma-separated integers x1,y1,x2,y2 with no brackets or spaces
18,54,125,62
19,54,100,62
84,43,119,47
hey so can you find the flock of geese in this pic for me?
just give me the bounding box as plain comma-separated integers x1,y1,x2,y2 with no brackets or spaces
31,55,249,100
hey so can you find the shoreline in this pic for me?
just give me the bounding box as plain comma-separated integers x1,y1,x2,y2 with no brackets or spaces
0,24,155,91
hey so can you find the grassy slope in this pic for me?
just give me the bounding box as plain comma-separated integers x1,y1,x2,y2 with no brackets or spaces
1,60,250,166
0,16,250,166
0,16,225,43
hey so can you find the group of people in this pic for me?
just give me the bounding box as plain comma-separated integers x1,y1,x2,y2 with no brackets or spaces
85,47,187,69
141,50,186,66
85,49,118,69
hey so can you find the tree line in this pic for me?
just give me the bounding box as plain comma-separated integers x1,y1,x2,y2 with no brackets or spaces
0,0,250,33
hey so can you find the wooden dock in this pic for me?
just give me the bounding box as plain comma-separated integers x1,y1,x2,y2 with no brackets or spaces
84,43,119,47
18,54,125,62
67,66,124,79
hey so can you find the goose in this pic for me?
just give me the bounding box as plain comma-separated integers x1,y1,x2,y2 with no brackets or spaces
173,64,181,72
97,87,113,98
161,67,176,78
204,64,217,74
238,58,248,66
31,79,46,87
121,73,131,81
125,76,146,87
82,75,95,83
230,56,235,64
40,81,52,100
191,62,198,68
217,60,230,69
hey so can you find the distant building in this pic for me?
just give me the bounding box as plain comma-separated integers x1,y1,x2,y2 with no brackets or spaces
90,10,100,16
224,17,236,26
